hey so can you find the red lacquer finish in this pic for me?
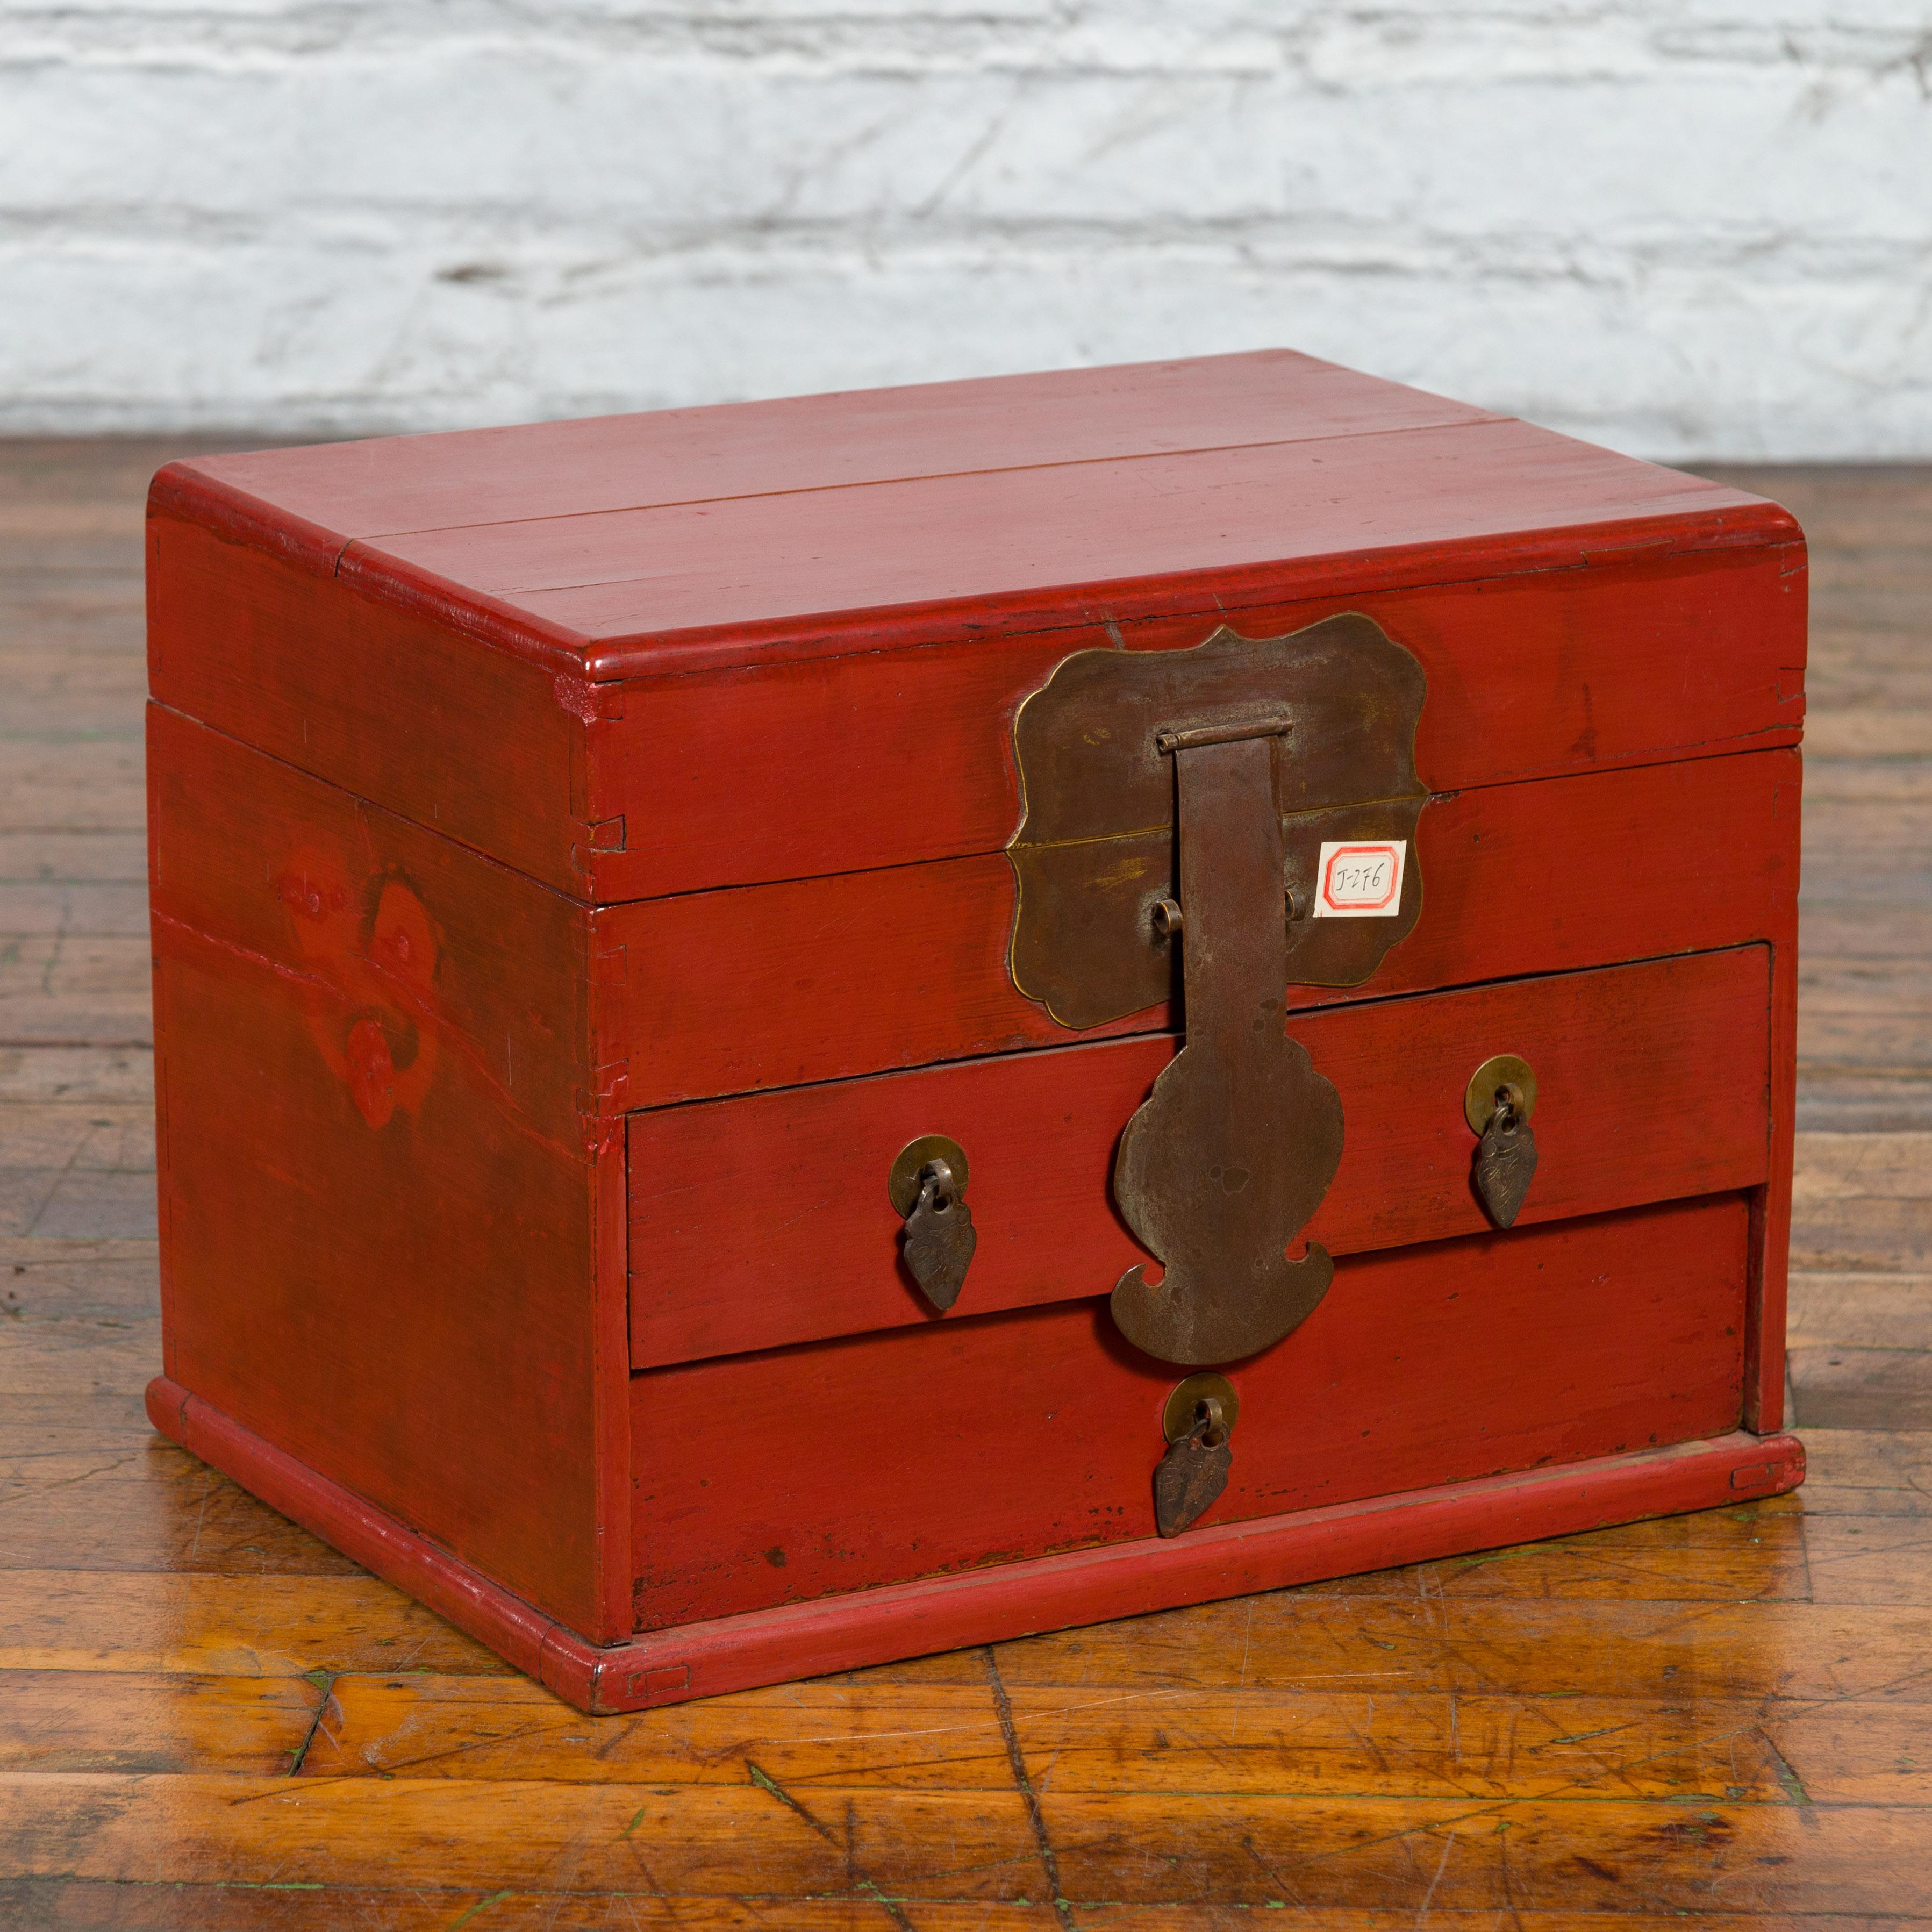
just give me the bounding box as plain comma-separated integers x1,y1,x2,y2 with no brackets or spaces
170,352,1501,540
147,350,1801,907
581,542,1803,903
147,709,628,1642
143,352,1805,1711
348,418,1783,667
629,947,1773,1366
145,500,1802,907
631,1196,1754,1627
597,748,1801,1111
145,1374,1802,1714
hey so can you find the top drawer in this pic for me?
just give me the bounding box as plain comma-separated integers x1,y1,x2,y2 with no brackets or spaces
594,746,1796,1111
627,946,1772,1368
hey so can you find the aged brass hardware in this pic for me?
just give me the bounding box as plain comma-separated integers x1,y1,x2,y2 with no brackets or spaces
1156,719,1290,753
1464,1054,1538,1135
1154,1390,1235,1537
1469,1064,1539,1230
889,1135,976,1311
1162,1371,1240,1443
1005,616,1426,1368
1110,723,1345,1365
888,1135,971,1217
1006,614,1427,1033
903,1162,975,1308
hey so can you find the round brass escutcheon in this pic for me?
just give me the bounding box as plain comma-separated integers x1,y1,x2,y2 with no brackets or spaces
888,1134,970,1218
1464,1054,1538,1135
1162,1371,1241,1444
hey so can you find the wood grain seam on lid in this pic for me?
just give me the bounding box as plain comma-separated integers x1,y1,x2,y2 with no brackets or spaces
165,348,1492,537
336,414,1523,544
379,419,1770,602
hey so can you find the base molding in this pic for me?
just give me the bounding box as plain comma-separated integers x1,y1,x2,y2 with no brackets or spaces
147,1376,1803,1714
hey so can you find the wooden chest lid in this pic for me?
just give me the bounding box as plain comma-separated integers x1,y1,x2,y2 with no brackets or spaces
151,350,1793,683
148,352,1804,906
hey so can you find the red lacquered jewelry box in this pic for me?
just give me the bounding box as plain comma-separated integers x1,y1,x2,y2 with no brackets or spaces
144,351,1805,1712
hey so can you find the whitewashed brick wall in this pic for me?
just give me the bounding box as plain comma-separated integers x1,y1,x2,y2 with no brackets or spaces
4,2,1929,455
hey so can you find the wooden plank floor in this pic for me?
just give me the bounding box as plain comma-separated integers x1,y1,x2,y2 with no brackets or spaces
2,445,1928,1928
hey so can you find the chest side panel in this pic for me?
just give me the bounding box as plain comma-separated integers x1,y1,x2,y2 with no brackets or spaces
147,500,589,897
148,709,623,1638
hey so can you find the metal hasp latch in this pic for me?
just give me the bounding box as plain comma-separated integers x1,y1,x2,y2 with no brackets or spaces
1112,718,1343,1361
1007,614,1428,1366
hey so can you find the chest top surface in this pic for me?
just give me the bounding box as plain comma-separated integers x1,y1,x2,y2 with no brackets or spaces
152,349,1791,681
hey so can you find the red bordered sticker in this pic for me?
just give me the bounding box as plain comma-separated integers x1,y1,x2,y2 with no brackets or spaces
1312,840,1406,918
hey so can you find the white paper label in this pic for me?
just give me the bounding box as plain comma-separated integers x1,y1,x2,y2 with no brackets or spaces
1311,840,1406,918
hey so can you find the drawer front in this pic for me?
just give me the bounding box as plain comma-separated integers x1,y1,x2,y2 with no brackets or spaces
596,747,1797,1111
632,1192,1751,1631
628,947,1771,1368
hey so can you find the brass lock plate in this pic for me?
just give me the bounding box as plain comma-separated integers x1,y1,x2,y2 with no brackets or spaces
887,1135,971,1218
1002,615,1427,1368
1162,1371,1241,1443
1107,722,1343,1364
1006,613,1429,1032
1464,1054,1538,1135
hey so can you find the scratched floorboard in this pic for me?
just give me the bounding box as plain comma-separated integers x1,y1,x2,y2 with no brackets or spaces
0,444,1927,1928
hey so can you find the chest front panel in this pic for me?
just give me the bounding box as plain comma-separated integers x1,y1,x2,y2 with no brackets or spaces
619,601,1797,1627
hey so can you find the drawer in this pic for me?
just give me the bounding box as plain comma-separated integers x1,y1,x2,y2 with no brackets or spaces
598,747,1796,1110
627,946,1772,1368
632,1192,1752,1630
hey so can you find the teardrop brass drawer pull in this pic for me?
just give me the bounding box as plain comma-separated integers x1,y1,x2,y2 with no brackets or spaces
1155,1372,1240,1537
1466,1055,1540,1228
889,1134,976,1312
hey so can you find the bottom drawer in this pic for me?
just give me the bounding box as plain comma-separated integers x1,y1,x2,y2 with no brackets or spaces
632,1191,1749,1631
